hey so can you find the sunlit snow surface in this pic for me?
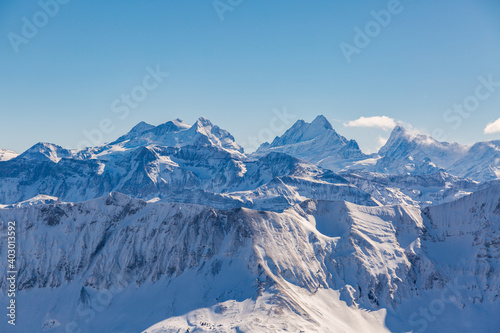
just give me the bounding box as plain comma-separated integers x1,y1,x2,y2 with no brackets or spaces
0,117,499,332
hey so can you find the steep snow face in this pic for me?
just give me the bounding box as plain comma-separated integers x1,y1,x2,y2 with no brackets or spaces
340,170,487,208
111,121,156,143
0,194,389,332
106,117,243,155
2,117,499,332
422,184,500,302
449,140,500,182
255,115,367,170
17,142,73,163
0,149,18,161
267,115,335,146
0,194,60,209
1,190,498,332
0,142,377,210
144,288,390,333
370,125,500,181
375,125,468,175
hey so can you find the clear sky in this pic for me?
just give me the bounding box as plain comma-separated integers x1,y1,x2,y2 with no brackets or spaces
1,0,500,153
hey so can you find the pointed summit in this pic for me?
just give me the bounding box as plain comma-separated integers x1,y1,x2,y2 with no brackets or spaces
19,142,71,163
129,121,155,134
151,119,190,136
267,115,337,148
310,115,333,131
384,124,408,142
194,117,213,127
376,125,469,174
187,117,243,154
256,115,367,170
392,123,406,134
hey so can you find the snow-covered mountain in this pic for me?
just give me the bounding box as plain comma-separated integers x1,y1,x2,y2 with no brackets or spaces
0,118,376,210
17,142,73,163
106,117,243,155
255,115,368,170
339,169,495,207
0,149,18,161
0,116,499,332
448,140,500,181
1,185,498,332
369,125,500,182
254,118,499,183
376,125,467,170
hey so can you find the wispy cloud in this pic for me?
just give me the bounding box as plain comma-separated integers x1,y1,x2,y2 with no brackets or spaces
344,116,396,130
377,135,388,148
484,117,500,134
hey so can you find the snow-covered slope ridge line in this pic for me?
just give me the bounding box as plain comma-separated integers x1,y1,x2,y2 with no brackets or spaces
0,118,378,210
1,187,499,332
369,125,500,181
255,115,368,171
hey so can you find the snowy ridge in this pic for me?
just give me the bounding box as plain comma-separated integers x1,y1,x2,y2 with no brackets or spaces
369,125,500,182
0,116,499,332
1,187,499,332
106,117,243,156
0,137,377,211
17,142,73,163
339,170,490,207
448,140,500,181
255,115,368,170
0,149,18,161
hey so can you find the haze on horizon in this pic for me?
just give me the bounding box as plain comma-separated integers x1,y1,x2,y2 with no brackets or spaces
1,0,500,154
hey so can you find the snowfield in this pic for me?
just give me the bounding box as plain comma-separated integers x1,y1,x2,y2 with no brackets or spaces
0,116,499,332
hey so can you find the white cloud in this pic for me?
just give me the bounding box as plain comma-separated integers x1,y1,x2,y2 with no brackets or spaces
344,116,396,130
484,117,500,135
377,136,388,148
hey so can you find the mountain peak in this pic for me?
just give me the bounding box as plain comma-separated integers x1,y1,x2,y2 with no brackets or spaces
152,119,190,135
186,117,243,154
267,115,337,148
19,142,71,163
172,118,189,127
392,123,406,133
129,121,155,134
0,149,19,162
377,125,471,174
194,117,213,128
310,115,333,131
255,115,367,169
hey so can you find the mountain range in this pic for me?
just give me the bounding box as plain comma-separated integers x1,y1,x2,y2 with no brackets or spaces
0,115,499,332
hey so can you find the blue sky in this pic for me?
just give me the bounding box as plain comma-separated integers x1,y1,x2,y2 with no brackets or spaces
1,0,500,153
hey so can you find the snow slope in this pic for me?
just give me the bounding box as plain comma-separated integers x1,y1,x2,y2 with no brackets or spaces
0,116,499,332
0,121,378,211
254,119,499,182
370,125,500,182
0,149,18,161
340,170,490,207
255,115,368,170
1,186,499,332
